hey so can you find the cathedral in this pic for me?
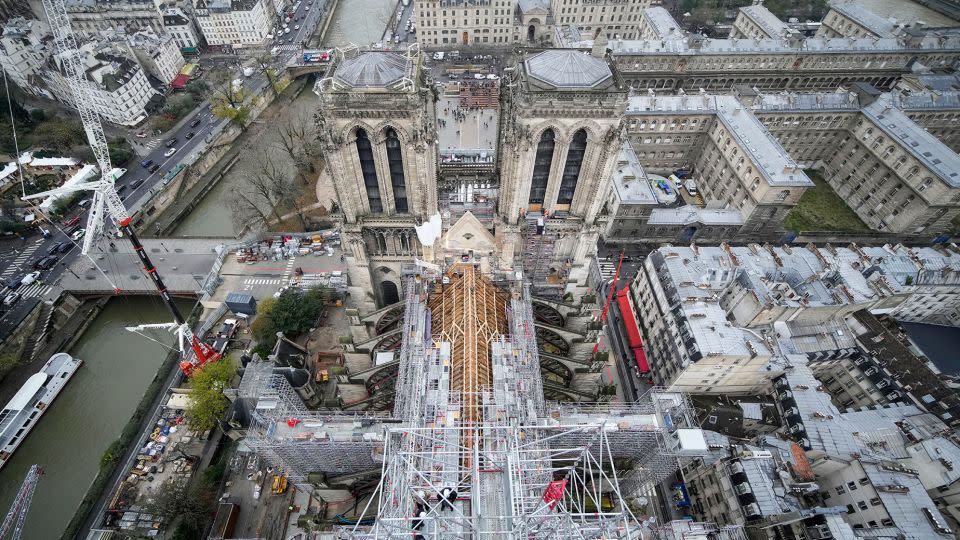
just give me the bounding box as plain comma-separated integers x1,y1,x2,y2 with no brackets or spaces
314,41,625,313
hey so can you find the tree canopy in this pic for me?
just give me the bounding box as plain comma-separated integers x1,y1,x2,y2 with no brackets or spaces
249,288,330,352
186,356,235,433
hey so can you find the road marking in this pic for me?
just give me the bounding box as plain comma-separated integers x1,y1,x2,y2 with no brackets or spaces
282,258,296,285
1,243,42,278
242,278,282,286
18,283,51,299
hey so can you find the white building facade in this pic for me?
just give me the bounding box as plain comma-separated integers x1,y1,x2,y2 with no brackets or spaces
0,17,53,98
45,43,157,126
128,29,185,83
193,0,273,47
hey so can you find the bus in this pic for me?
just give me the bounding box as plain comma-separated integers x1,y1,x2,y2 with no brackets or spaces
616,288,649,375
302,50,331,63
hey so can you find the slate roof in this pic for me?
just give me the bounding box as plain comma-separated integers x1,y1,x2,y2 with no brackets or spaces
525,50,612,89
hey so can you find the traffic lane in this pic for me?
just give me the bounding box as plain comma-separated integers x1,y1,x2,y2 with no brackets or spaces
118,108,218,200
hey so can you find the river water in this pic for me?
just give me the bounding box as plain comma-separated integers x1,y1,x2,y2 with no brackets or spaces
0,298,190,539
322,0,395,47
171,0,393,238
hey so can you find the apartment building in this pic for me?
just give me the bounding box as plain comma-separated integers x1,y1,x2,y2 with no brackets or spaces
626,93,812,234
44,42,156,126
816,2,897,39
893,90,960,153
416,0,518,47
64,0,164,35
729,4,796,40
603,140,744,244
193,0,272,47
633,244,960,392
610,33,960,92
637,6,682,40
127,30,185,83
550,0,650,40
0,17,53,99
160,4,202,50
747,88,960,235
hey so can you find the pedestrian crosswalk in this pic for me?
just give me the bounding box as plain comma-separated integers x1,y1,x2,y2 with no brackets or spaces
243,278,282,286
277,44,300,52
282,258,296,284
18,282,53,299
1,241,43,279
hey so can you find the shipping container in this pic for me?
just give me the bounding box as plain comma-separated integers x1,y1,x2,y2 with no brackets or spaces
225,292,257,316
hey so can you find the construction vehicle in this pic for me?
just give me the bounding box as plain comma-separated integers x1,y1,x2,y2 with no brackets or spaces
22,0,221,376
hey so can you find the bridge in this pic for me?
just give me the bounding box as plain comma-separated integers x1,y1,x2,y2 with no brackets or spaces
58,238,226,297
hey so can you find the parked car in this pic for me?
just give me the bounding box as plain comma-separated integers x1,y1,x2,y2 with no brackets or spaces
48,242,66,255
116,184,128,195
140,159,154,168
21,271,40,286
6,276,22,289
189,117,202,128
57,242,73,254
149,164,161,173
71,228,85,242
130,178,145,189
165,138,177,147
185,131,195,140
63,215,81,227
3,292,21,306
135,132,148,138
164,147,177,157
35,255,59,270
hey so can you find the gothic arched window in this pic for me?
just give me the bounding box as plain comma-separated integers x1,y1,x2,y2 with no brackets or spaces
384,128,408,213
528,129,555,207
355,128,382,213
557,129,587,207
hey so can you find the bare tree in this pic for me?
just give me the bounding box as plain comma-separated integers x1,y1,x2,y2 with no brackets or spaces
275,111,318,177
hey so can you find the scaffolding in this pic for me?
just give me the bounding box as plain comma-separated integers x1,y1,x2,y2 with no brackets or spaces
240,265,707,537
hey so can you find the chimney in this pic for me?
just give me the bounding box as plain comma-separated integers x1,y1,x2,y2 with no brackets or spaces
591,33,609,58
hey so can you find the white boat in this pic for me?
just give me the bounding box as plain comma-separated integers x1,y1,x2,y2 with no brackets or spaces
0,353,83,470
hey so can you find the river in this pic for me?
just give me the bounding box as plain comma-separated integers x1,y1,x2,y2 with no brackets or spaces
322,0,395,47
0,297,191,539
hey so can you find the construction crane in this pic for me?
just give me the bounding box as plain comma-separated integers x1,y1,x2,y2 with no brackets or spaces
21,0,220,376
0,465,42,540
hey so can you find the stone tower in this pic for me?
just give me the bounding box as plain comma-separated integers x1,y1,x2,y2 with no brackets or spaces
497,48,627,299
315,48,438,312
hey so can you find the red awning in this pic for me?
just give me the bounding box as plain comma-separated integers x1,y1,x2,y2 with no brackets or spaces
170,74,189,88
617,289,649,373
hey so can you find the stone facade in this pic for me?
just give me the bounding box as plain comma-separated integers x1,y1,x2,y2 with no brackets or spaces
550,0,651,40
0,17,53,99
194,0,272,47
416,0,519,48
314,50,438,312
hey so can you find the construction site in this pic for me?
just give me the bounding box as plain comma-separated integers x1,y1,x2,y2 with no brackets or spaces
235,262,715,538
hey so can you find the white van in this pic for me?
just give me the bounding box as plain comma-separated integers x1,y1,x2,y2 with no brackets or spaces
684,179,699,196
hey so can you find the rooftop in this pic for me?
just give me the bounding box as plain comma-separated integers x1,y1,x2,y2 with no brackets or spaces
610,34,960,55
611,141,657,205
332,52,411,89
861,94,960,187
642,7,683,39
627,94,812,188
648,205,744,226
524,50,612,89
829,2,898,39
738,4,791,38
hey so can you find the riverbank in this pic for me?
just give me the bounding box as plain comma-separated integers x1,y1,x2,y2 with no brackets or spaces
0,298,189,539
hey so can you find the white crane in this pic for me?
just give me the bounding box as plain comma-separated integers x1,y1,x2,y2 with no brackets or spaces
20,0,221,375
21,0,126,256
0,465,42,540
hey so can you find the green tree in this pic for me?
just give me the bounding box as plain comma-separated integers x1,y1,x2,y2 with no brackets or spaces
270,288,325,335
147,477,216,531
108,138,134,165
162,93,196,120
210,74,259,130
186,357,235,433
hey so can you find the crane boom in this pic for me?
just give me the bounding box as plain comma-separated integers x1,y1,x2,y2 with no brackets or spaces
0,465,42,540
29,0,221,375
